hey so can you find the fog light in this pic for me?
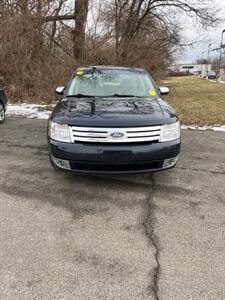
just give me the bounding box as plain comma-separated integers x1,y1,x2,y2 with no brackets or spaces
52,156,71,170
163,156,179,168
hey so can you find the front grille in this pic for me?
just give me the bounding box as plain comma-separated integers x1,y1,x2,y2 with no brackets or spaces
70,160,163,173
69,125,161,143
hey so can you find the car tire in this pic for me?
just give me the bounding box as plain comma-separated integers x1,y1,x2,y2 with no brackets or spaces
0,102,5,123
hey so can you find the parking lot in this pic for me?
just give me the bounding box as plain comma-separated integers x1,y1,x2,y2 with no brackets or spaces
0,117,225,300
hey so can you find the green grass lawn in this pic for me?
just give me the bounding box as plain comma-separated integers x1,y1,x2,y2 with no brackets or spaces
162,76,225,126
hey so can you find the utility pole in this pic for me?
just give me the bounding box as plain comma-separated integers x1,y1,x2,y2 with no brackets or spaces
201,51,204,77
219,29,225,78
207,43,212,78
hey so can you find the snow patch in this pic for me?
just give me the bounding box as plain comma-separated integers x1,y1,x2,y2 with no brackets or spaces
6,104,53,120
208,79,225,84
181,125,225,132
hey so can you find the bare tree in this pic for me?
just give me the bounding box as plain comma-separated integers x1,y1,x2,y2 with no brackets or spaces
39,0,89,61
106,0,219,64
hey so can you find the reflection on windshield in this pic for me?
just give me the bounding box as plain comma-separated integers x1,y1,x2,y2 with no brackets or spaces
67,69,157,98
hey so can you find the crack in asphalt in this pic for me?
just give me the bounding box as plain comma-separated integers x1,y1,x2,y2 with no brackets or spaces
144,175,160,300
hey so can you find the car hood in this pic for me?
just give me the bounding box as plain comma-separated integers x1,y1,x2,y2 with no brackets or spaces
51,97,178,127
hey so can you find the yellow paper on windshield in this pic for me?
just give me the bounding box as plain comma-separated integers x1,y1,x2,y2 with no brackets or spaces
76,70,84,76
148,90,156,96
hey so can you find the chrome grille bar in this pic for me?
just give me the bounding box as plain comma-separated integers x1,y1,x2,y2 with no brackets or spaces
70,125,161,143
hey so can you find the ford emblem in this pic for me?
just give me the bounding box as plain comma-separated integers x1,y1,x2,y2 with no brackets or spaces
110,132,124,138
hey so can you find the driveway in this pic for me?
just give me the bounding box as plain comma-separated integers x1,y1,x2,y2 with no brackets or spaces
0,118,224,300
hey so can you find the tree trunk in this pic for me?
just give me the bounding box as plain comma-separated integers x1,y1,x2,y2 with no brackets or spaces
72,0,89,61
18,0,29,13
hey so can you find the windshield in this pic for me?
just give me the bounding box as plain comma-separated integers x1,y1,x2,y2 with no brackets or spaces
66,68,158,98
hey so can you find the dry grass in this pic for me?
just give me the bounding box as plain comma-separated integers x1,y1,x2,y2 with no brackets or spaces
162,76,225,125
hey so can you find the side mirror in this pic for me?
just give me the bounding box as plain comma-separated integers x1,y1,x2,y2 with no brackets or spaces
159,87,169,95
56,86,65,95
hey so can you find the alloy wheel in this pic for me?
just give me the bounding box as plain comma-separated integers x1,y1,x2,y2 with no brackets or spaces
0,102,5,123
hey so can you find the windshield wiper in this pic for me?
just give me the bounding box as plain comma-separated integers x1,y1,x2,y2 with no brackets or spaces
66,93,149,99
102,94,143,98
66,93,96,98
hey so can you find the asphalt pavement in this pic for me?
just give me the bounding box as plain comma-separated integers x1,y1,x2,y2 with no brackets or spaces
0,118,224,300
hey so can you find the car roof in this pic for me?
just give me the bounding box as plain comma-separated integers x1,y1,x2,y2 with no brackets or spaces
78,65,146,72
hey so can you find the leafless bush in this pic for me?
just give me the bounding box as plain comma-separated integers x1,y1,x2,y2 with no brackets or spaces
0,0,75,103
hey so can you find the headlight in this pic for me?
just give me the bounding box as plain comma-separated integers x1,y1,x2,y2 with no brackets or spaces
49,121,71,143
160,121,180,142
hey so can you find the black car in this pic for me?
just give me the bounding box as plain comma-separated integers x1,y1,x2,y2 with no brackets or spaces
48,66,181,174
207,71,217,80
0,89,8,123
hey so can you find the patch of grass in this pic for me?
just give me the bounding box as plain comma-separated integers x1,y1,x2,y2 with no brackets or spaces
162,76,225,125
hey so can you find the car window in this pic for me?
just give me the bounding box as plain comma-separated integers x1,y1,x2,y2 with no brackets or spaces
67,69,157,98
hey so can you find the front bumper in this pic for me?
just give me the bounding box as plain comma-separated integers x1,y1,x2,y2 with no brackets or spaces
48,138,181,174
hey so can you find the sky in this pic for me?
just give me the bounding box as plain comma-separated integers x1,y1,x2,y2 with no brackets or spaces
176,0,225,63
181,25,225,63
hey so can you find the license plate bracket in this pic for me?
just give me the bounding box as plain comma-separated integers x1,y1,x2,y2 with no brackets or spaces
103,151,132,162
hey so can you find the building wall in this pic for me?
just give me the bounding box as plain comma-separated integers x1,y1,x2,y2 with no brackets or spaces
170,64,212,76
